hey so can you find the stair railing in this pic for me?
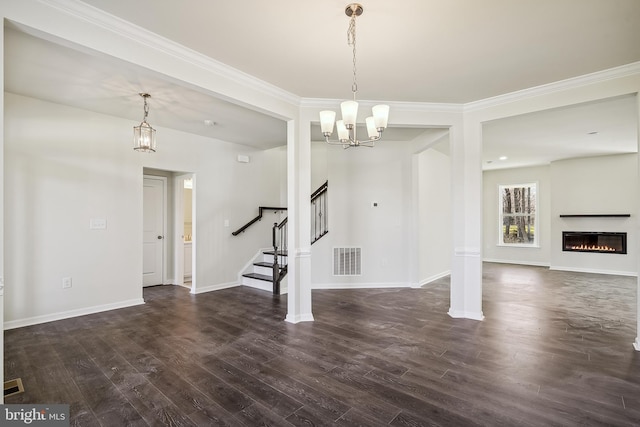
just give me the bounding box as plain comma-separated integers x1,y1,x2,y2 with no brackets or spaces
311,181,328,244
231,206,287,236
272,218,288,295
234,181,328,295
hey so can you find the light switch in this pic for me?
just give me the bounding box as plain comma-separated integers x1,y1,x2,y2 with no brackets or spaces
90,218,107,230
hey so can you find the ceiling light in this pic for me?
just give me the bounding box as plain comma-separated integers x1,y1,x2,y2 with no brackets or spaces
319,3,389,148
133,93,156,153
499,156,508,161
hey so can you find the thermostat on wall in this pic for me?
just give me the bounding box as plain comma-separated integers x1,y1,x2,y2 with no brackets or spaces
237,155,250,163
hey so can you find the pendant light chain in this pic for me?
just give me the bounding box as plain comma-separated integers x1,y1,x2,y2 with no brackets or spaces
143,95,150,122
348,13,358,99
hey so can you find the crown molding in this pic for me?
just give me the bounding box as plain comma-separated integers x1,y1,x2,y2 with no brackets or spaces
300,97,463,114
40,0,301,106
464,61,640,112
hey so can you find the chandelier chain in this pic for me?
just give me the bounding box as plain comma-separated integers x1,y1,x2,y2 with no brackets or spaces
143,96,149,121
348,13,357,96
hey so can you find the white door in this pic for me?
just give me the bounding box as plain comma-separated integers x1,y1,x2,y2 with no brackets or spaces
143,177,165,286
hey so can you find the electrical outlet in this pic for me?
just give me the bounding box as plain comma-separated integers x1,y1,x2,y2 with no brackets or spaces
62,277,72,289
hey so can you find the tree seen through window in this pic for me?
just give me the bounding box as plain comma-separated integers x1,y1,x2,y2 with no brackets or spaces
500,183,537,245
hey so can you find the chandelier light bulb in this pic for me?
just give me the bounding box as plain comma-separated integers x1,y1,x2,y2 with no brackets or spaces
320,110,337,136
336,120,349,142
366,116,379,139
340,100,359,128
372,104,390,130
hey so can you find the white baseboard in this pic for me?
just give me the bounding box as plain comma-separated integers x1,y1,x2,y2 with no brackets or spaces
190,281,239,294
285,313,314,323
4,298,145,330
483,258,550,267
448,308,485,321
416,271,451,288
312,282,412,290
549,266,637,277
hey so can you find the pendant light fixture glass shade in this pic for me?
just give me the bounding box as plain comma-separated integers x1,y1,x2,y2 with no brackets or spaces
319,3,390,148
133,93,157,153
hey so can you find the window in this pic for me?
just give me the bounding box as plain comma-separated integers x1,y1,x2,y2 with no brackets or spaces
498,183,537,246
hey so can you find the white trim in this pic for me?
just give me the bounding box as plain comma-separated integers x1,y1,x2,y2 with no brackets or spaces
300,98,463,114
465,61,640,112
417,271,451,288
294,249,312,258
454,247,481,257
4,298,145,330
633,338,640,351
483,259,550,267
190,281,239,295
448,308,485,321
312,282,412,290
43,0,300,107
549,266,637,277
285,313,314,323
496,243,541,249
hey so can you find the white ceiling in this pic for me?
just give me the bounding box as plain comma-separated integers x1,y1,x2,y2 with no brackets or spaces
4,1,640,166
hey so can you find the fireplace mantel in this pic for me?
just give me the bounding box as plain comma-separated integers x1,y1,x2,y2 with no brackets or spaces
559,214,630,218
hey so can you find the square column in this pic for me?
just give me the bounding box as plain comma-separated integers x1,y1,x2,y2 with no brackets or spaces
448,120,484,320
634,92,640,351
285,118,314,323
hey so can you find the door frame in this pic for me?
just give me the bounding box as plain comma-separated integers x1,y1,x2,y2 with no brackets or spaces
143,174,168,286
174,173,195,292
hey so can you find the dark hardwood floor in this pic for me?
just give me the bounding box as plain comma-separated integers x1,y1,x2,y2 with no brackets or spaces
5,263,640,426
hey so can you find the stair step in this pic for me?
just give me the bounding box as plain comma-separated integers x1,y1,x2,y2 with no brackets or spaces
264,250,287,256
242,273,273,282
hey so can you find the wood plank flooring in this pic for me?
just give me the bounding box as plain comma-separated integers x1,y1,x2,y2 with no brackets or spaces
5,262,640,426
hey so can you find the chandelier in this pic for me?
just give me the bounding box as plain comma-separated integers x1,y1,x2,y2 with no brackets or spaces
319,3,389,148
133,93,157,152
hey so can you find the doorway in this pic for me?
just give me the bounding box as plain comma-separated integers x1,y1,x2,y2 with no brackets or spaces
174,173,196,292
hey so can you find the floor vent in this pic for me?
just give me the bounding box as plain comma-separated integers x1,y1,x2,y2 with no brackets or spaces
4,378,24,397
333,247,362,276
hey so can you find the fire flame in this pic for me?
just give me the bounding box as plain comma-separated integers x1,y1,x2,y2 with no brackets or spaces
568,244,616,252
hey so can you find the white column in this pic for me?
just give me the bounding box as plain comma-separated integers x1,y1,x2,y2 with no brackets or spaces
0,26,5,401
448,119,484,320
285,118,314,323
409,153,421,288
634,92,640,351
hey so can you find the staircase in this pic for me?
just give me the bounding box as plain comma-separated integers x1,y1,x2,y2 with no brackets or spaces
241,250,288,293
234,181,327,295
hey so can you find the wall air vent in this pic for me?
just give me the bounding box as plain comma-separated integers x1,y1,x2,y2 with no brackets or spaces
333,247,362,276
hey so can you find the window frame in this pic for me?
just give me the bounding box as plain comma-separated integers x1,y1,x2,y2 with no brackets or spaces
497,182,539,248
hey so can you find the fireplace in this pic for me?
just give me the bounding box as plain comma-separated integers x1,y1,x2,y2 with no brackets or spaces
562,231,627,254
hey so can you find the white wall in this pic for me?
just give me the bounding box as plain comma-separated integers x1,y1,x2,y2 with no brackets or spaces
310,140,415,288
4,93,283,326
418,147,452,284
550,154,637,275
483,154,637,275
483,165,551,266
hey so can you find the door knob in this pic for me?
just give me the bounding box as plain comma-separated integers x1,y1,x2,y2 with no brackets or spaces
157,235,163,240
